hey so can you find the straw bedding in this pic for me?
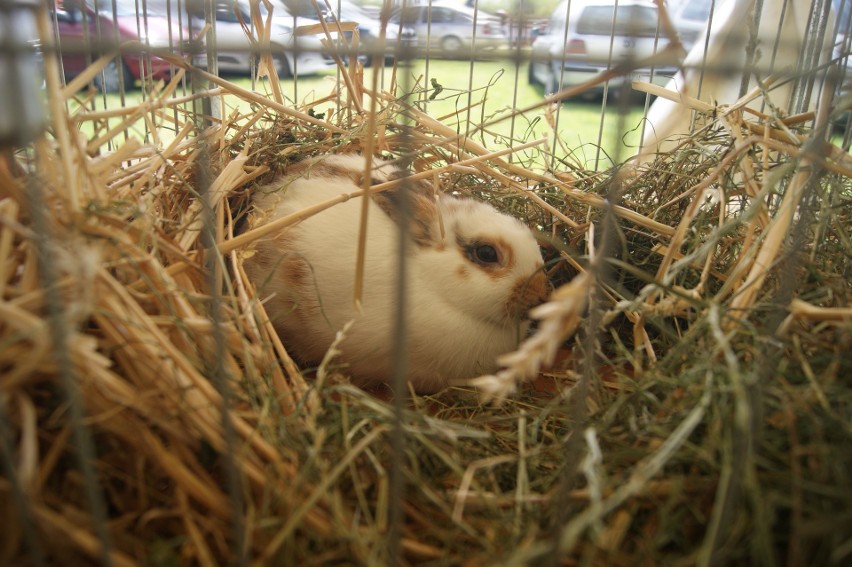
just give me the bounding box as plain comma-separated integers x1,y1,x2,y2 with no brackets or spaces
1,52,851,567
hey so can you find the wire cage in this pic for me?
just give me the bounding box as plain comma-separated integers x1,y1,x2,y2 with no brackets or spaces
1,0,851,565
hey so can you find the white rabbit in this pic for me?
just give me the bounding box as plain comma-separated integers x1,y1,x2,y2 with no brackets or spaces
243,154,549,394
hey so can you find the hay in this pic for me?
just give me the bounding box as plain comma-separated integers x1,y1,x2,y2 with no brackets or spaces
1,35,851,567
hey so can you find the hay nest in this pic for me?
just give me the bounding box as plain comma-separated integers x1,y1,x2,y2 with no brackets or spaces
1,54,851,566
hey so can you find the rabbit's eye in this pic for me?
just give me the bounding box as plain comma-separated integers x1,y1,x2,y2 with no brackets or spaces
472,243,500,265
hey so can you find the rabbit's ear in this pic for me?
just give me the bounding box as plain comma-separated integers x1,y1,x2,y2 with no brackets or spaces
371,177,441,247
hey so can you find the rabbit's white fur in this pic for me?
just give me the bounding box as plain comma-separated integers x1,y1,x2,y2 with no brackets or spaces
244,154,548,393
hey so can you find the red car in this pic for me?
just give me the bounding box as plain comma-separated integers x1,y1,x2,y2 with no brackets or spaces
53,0,192,91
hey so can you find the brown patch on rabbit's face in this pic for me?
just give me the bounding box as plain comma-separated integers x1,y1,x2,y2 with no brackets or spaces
507,269,550,318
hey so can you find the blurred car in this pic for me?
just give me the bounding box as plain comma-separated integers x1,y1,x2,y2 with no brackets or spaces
336,0,417,64
191,0,334,76
389,1,507,55
528,0,678,97
283,0,416,65
834,0,852,92
667,0,716,52
53,0,188,92
833,0,852,127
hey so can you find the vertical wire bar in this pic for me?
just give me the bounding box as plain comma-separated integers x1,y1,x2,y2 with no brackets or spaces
204,0,219,79
795,0,834,115
422,1,433,108
690,0,717,137
548,0,574,171
507,0,526,160
464,0,480,143
104,0,130,145
165,0,179,104
191,0,214,131
387,50,415,567
740,0,765,101
592,0,622,170
196,123,247,567
24,172,114,567
547,41,633,554
837,0,852,148
190,4,240,559
287,9,296,102
28,3,116,559
692,1,714,98
637,0,668,152
166,0,187,128
541,0,622,544
763,0,791,108
135,0,151,140
387,176,408,567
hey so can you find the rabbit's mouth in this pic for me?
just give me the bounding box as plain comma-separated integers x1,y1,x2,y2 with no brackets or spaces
507,270,551,319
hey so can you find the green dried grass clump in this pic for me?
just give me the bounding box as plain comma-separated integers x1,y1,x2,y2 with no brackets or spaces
1,50,851,567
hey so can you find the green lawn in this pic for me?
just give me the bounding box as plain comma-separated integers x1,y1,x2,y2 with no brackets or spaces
386,58,648,169
76,58,650,170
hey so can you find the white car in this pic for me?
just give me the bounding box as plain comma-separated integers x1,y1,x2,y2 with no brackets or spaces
667,0,717,52
528,0,678,97
331,0,416,64
283,0,417,65
195,0,334,77
834,0,852,102
389,1,507,55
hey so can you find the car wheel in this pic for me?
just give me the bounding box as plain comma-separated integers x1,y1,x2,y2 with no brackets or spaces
527,62,539,87
441,36,463,53
274,53,292,78
546,63,562,95
94,57,133,93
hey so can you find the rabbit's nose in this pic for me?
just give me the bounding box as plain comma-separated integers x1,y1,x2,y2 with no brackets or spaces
528,270,552,305
510,270,551,316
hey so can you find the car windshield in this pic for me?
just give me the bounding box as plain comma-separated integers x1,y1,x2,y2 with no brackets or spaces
576,5,660,37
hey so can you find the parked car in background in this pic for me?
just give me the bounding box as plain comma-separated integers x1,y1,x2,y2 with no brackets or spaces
832,0,852,128
668,0,716,52
191,0,334,77
528,0,678,97
53,0,189,91
331,0,416,64
389,1,507,55
283,0,416,65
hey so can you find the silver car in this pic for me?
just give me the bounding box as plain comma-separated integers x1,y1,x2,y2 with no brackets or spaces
390,1,507,55
528,0,678,97
194,0,334,77
283,0,417,65
668,0,717,53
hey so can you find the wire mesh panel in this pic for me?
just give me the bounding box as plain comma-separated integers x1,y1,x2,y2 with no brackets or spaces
1,0,851,565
